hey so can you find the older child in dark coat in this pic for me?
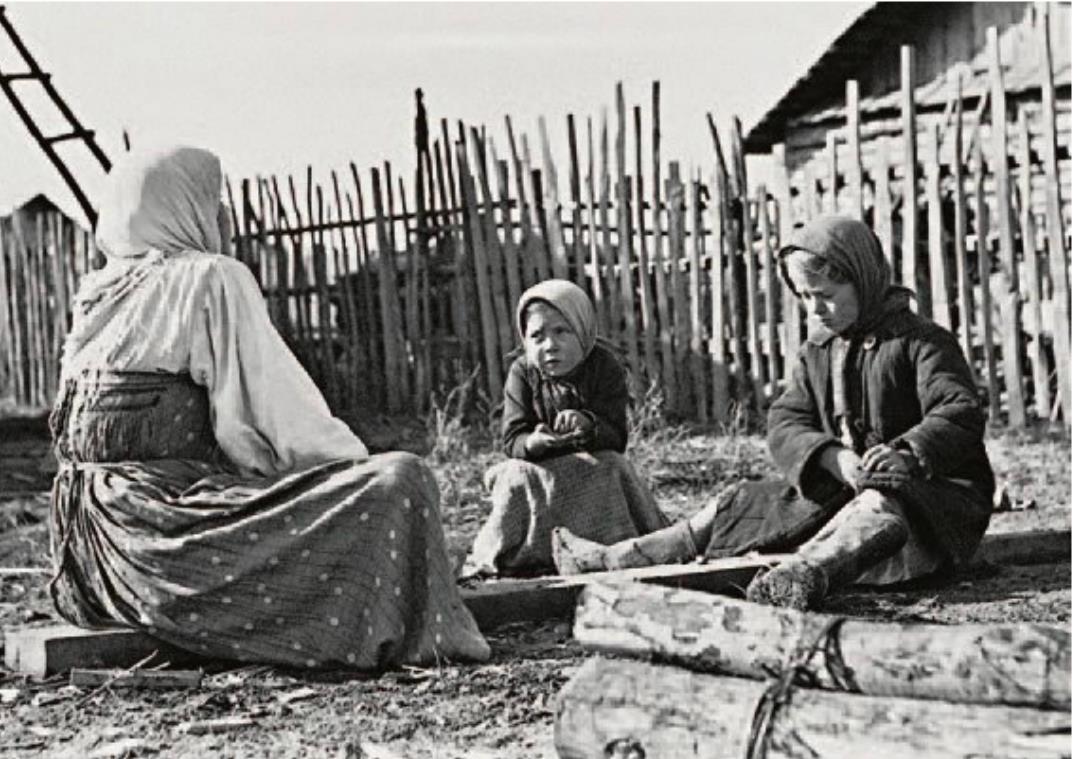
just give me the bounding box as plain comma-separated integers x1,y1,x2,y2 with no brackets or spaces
553,217,993,610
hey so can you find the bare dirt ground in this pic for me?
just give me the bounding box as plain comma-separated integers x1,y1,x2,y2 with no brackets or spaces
0,410,1070,758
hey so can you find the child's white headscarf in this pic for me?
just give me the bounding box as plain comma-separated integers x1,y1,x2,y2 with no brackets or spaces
515,279,598,357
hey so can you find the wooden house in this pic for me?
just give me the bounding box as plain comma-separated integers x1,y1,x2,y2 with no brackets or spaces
744,1,1071,229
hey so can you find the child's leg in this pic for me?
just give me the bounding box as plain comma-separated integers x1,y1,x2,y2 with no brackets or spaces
746,489,910,610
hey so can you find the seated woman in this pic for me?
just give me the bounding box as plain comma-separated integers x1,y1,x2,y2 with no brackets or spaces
460,279,669,578
553,216,994,610
49,145,489,668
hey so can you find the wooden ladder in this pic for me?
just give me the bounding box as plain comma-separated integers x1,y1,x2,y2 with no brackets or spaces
0,4,110,225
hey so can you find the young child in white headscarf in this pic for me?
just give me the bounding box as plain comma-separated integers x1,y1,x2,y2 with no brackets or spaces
460,279,670,578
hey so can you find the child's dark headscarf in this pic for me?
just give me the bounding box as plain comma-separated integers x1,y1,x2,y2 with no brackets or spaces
778,216,913,340
778,216,914,452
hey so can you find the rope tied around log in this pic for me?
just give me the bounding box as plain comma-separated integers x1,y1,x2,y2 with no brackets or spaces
746,615,855,759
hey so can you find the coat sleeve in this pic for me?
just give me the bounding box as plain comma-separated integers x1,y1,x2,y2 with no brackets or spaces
583,350,628,453
891,326,986,478
501,358,539,459
188,257,368,476
767,349,841,495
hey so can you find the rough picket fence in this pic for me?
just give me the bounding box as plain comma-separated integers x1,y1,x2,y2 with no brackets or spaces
0,26,1070,431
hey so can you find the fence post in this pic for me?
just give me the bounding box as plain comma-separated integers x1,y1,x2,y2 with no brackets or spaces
634,104,659,390
846,80,864,220
1036,1,1071,426
1017,109,1051,421
900,44,920,300
925,124,950,330
973,140,1002,422
987,25,1026,428
771,144,799,382
615,82,641,391
708,162,731,425
951,75,977,376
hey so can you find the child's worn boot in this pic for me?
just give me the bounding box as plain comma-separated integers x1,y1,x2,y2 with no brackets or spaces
745,493,909,610
552,521,698,575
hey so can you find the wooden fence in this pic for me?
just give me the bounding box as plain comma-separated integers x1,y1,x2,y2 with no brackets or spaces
1,22,1071,431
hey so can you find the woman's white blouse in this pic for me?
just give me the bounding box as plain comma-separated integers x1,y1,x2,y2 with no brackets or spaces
61,251,369,475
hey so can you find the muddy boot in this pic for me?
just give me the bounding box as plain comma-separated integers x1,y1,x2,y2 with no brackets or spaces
552,521,698,576
745,495,909,610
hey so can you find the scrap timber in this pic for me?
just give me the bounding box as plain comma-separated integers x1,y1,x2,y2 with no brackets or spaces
555,657,1073,759
573,581,1071,710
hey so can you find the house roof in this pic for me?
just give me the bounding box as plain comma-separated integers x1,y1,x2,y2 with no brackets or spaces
744,2,1072,153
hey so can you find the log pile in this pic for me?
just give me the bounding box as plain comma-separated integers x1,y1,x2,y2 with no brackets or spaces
555,582,1072,758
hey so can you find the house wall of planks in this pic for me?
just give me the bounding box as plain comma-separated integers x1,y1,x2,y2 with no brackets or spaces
0,23,1070,431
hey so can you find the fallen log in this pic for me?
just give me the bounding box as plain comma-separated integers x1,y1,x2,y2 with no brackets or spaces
574,581,1070,710
555,657,1072,759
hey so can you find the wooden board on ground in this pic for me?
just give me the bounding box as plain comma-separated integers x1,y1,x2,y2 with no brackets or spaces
4,624,195,677
976,529,1071,567
460,553,777,630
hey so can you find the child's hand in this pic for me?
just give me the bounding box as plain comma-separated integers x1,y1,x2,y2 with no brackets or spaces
819,445,863,487
525,423,586,457
553,410,594,436
861,444,917,475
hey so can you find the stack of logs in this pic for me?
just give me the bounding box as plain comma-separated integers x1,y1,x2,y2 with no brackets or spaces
555,582,1071,758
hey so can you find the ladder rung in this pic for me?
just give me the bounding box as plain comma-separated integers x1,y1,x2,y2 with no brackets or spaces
0,71,46,83
45,129,93,145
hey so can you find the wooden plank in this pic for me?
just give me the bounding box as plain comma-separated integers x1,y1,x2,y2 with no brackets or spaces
614,83,640,389
952,75,977,373
70,668,203,690
505,115,538,289
846,79,864,220
598,108,619,339
987,25,1026,428
666,164,689,416
470,128,513,361
495,159,523,314
331,172,364,409
900,44,920,297
566,114,587,291
709,118,749,410
708,161,731,424
973,140,1002,421
771,145,800,383
874,137,895,268
371,167,405,412
825,130,839,214
457,144,504,403
1017,110,1050,421
688,171,707,422
634,104,659,390
4,625,193,677
925,124,949,328
529,166,553,283
1037,2,1071,427
652,83,676,412
757,186,780,392
977,528,1071,566
349,167,385,406
537,116,568,279
584,117,606,332
0,221,13,396
460,554,773,630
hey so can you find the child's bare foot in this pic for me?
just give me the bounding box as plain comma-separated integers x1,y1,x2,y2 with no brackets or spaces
551,527,609,575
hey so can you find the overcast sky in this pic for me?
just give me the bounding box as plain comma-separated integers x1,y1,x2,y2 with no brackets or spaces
0,1,870,223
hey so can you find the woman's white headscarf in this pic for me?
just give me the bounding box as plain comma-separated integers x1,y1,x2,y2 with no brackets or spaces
95,144,224,259
65,144,226,357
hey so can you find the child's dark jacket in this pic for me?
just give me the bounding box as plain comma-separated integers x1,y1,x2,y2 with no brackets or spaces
501,344,628,460
767,307,994,564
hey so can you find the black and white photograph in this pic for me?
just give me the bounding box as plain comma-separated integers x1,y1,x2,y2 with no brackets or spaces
0,1,1071,757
